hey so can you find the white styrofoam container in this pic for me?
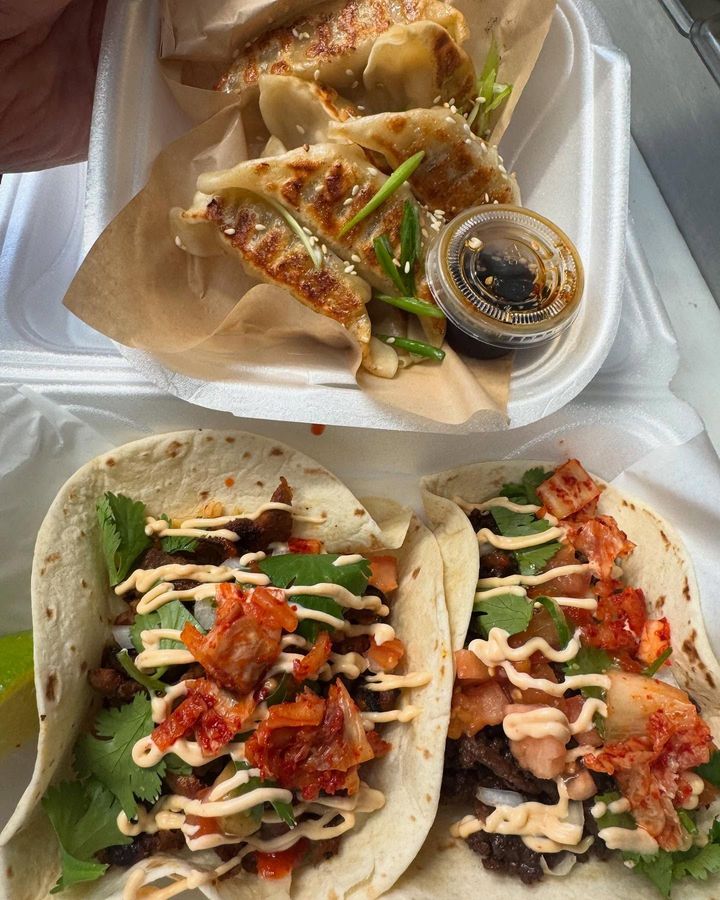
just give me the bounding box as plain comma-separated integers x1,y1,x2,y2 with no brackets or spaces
76,0,630,432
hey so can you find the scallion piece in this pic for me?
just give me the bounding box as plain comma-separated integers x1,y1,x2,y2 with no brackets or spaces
375,294,445,318
256,194,323,269
642,646,673,678
375,334,445,361
534,596,571,648
373,236,409,295
399,200,421,294
340,151,426,236
116,650,166,693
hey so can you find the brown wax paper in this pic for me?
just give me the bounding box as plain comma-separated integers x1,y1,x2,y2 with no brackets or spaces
158,0,556,143
64,0,555,425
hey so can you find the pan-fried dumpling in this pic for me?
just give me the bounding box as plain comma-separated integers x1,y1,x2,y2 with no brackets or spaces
258,75,357,150
198,144,431,303
363,22,476,113
215,0,469,96
178,190,372,350
261,135,287,158
331,108,521,215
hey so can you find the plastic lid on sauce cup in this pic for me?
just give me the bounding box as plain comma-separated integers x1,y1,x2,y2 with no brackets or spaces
426,205,584,356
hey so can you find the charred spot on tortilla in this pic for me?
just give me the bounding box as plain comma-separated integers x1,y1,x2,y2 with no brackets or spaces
45,608,54,620
683,578,691,601
44,674,57,702
411,566,421,579
105,457,116,467
45,552,60,564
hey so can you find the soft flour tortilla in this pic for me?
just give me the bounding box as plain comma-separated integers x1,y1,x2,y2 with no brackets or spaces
383,460,720,900
0,431,452,900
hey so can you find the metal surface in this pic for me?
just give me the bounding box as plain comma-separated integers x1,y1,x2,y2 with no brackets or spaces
600,0,720,306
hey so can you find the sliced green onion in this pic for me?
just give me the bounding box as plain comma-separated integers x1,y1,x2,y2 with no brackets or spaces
471,38,513,137
375,294,445,318
373,236,408,295
400,200,421,294
642,646,673,678
340,151,425,236
116,650,166,693
375,334,445,361
254,193,323,269
534,596,571,648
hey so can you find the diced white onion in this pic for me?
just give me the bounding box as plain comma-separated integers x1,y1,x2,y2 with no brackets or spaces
112,625,133,650
221,557,248,570
476,787,525,808
566,800,585,829
541,853,577,876
194,598,217,631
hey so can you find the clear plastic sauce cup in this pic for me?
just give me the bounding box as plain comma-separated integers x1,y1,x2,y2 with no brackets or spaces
426,205,584,359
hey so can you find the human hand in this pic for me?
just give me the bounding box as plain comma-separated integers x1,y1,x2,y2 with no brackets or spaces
0,0,107,173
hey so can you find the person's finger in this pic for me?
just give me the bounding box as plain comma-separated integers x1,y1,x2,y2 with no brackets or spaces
0,0,107,173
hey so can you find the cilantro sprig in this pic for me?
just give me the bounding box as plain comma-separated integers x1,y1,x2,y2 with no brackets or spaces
498,467,553,506
74,694,166,818
563,645,613,699
474,592,532,637
485,503,561,575
234,762,295,828
96,493,151,585
489,506,551,537
42,778,131,893
130,599,203,657
514,542,563,576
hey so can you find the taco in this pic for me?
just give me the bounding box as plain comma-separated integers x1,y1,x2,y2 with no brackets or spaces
389,458,720,899
0,430,452,899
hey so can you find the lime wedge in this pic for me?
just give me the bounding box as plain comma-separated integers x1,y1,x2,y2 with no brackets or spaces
0,630,37,756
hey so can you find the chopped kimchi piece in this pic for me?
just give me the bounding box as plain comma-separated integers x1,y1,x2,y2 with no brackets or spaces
528,545,592,600
566,515,635,580
366,637,405,672
293,631,332,681
448,680,507,739
586,700,712,851
536,459,601,520
582,587,647,660
151,692,208,752
368,556,399,593
366,729,392,758
288,538,324,554
246,680,376,799
182,586,288,696
637,618,671,667
256,839,309,880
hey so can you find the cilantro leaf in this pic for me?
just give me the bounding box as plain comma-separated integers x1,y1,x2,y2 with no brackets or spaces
42,778,130,893
489,506,551,537
166,753,192,775
515,541,563,576
160,535,199,553
259,553,370,595
673,843,720,883
74,694,165,818
498,467,553,506
232,763,296,829
131,599,202,654
695,750,720,787
259,553,369,641
475,593,533,637
96,493,151,586
624,852,674,898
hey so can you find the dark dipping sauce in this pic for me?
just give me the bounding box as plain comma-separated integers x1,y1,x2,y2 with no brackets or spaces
426,205,584,356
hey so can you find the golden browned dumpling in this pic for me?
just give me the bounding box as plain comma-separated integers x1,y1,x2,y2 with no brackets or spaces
215,0,469,96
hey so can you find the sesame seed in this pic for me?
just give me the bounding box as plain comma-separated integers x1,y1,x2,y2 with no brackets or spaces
499,165,507,175
299,31,310,39
431,221,442,232
484,193,490,203
434,209,446,218
352,80,359,89
296,124,305,134
386,336,396,344
443,102,450,108
351,184,359,196
357,105,365,111
445,115,455,124
484,276,493,285
493,199,499,205
321,244,328,255
421,228,429,238
392,257,401,267
314,69,320,81
433,95,442,104
464,138,471,144
404,261,411,274
450,105,458,114
345,68,354,77
351,253,361,263
345,264,356,273
309,235,319,245
174,235,183,247
292,28,299,37
343,197,353,206
466,237,483,251
223,227,236,235
302,226,312,234
255,223,266,231
368,167,378,176
449,98,455,105
478,96,486,104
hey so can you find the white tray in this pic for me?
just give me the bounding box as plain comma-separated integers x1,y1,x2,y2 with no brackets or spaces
77,0,629,432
